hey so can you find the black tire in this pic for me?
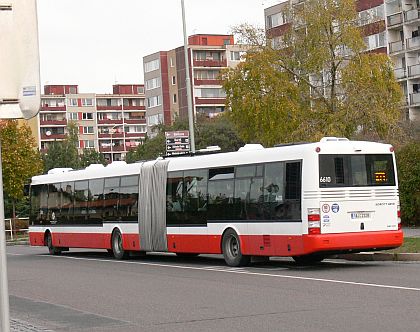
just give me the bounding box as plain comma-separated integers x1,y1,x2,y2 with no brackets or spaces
222,229,250,267
45,232,61,255
112,229,128,259
292,254,326,265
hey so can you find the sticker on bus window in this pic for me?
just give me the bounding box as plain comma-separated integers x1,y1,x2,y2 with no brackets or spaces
322,204,330,213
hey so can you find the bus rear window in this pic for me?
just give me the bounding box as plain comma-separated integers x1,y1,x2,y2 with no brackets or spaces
319,154,395,187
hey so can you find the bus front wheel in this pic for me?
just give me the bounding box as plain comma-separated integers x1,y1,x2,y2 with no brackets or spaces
222,229,250,267
45,232,61,255
112,229,128,260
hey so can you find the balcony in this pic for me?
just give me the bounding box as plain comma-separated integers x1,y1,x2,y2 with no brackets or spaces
404,9,420,24
98,132,124,139
122,105,145,110
394,67,406,79
410,92,420,106
40,105,66,112
125,132,146,138
387,12,403,26
40,133,66,140
408,64,420,77
99,145,125,153
406,36,420,51
97,105,122,111
193,59,227,68
97,119,123,125
195,97,226,105
123,118,146,124
40,119,67,126
389,40,404,53
194,79,223,86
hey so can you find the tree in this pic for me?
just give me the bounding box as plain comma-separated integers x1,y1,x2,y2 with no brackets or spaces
42,121,80,172
0,120,43,218
126,116,244,162
223,0,404,146
79,148,107,168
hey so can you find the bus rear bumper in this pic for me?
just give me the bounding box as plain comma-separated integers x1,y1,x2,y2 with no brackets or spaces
302,230,404,255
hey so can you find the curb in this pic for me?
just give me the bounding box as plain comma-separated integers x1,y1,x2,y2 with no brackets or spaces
6,240,29,246
338,252,420,262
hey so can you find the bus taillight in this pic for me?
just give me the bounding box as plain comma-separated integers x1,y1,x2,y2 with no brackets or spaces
397,205,401,230
308,208,321,235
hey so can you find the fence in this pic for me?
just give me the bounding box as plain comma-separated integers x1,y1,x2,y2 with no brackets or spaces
4,217,29,241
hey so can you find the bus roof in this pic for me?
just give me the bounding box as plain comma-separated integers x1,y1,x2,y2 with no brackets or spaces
31,138,393,185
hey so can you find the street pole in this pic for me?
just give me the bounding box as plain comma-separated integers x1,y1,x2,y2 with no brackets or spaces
0,139,10,332
181,0,196,153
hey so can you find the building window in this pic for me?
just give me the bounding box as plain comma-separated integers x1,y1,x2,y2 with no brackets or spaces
69,87,77,94
83,126,94,134
358,4,384,26
170,57,174,67
136,86,144,94
363,32,386,51
266,12,287,29
144,59,160,73
81,98,94,107
84,140,95,148
147,114,163,126
68,98,77,107
145,77,161,91
82,113,93,120
195,88,226,98
230,51,240,61
147,95,161,108
172,76,176,85
67,113,78,121
173,94,177,104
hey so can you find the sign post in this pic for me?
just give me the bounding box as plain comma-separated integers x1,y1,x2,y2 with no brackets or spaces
165,130,190,156
0,1,41,331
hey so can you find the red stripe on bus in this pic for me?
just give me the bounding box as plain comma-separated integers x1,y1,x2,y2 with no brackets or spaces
29,230,403,256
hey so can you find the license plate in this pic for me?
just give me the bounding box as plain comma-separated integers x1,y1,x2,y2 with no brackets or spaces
351,212,371,219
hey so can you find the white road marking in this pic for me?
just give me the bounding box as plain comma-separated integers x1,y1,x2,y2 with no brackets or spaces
44,254,420,292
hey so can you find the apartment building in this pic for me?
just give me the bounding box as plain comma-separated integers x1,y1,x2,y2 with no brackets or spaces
39,84,146,163
265,0,420,127
143,34,245,133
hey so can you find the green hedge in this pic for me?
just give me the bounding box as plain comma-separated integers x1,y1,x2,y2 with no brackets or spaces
396,142,420,226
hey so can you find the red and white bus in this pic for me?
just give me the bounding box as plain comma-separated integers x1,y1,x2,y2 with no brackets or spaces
29,137,403,266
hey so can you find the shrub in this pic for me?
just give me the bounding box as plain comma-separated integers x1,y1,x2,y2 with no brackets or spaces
396,141,420,226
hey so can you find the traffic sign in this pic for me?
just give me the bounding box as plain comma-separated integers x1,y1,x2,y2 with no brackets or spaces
165,131,190,156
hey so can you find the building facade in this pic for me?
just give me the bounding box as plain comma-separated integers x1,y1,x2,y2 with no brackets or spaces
39,84,146,163
143,34,245,133
264,0,420,127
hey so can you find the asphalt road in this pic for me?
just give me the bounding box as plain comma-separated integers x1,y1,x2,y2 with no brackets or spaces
6,245,420,332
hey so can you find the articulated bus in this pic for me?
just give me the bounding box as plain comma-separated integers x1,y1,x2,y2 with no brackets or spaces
29,137,403,266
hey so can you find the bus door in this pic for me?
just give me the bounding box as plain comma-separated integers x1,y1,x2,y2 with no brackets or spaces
318,154,398,234
138,160,170,251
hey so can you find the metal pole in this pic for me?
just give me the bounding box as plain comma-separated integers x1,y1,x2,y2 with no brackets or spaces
181,0,196,153
0,139,11,332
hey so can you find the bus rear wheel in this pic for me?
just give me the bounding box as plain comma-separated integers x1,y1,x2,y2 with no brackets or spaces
292,254,326,265
222,229,250,267
45,232,61,255
112,229,128,260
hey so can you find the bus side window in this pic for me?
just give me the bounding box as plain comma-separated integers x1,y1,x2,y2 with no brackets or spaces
166,171,184,225
30,185,46,226
261,162,284,220
88,178,104,224
104,177,120,222
119,175,139,222
184,169,208,225
47,183,61,224
60,182,74,224
284,162,302,221
74,181,89,224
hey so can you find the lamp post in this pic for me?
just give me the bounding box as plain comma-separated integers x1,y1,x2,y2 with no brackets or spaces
181,0,196,153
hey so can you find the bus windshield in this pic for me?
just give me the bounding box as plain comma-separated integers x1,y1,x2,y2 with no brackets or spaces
319,154,395,187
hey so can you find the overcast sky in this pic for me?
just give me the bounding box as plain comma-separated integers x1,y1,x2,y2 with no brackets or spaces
37,0,281,94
